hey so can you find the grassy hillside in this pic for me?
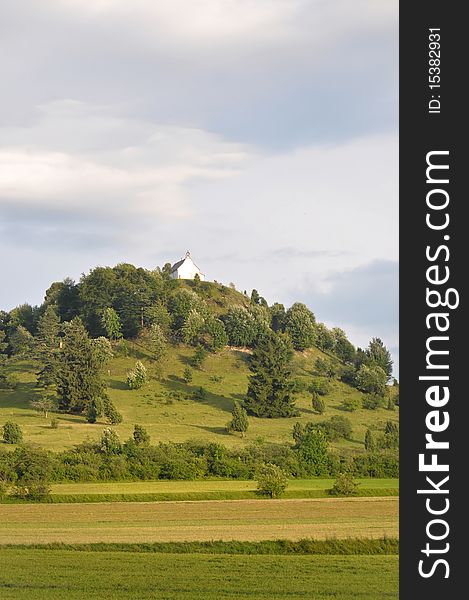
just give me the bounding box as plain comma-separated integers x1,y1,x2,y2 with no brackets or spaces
0,341,398,453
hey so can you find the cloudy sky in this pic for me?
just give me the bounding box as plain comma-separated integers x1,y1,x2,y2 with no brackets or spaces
0,0,398,371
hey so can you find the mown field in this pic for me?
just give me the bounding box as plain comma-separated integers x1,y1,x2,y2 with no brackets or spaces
0,549,398,600
0,344,399,453
38,477,399,503
0,497,398,544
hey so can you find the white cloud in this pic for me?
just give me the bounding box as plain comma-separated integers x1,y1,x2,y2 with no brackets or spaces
0,101,253,218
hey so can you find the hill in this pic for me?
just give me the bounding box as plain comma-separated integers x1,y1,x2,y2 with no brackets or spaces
1,266,398,456
1,340,397,453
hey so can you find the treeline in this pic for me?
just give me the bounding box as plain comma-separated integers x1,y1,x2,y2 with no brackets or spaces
0,262,392,371
0,424,398,497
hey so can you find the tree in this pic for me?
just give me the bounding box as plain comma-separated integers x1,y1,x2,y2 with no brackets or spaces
30,394,57,419
222,307,258,347
36,306,61,350
183,367,193,383
86,398,102,424
329,473,359,496
244,332,297,418
101,308,123,340
203,318,228,352
227,402,249,437
181,309,205,345
366,338,393,381
311,392,325,414
256,463,288,498
9,325,34,356
341,396,362,412
100,428,122,454
55,318,108,413
133,424,150,446
315,323,335,352
292,423,329,475
127,361,148,389
191,346,208,369
285,303,316,351
364,428,375,451
355,364,387,396
2,422,23,444
332,328,356,363
269,303,286,332
148,323,167,363
103,399,123,425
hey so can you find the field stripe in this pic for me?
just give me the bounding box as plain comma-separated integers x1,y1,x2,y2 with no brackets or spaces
0,497,398,544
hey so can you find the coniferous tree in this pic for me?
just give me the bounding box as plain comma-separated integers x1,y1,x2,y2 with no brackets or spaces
133,424,150,446
364,428,375,451
228,401,249,436
101,307,123,340
244,332,297,418
311,391,325,414
55,318,108,413
37,306,61,350
366,337,393,381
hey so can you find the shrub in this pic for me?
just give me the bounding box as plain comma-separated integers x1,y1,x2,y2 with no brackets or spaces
256,463,288,498
50,418,59,429
341,396,362,412
2,421,23,444
133,424,150,446
363,394,386,410
311,392,325,414
127,361,148,390
193,387,207,401
191,346,208,369
183,367,193,383
329,473,359,497
309,378,331,396
100,428,122,454
227,402,249,437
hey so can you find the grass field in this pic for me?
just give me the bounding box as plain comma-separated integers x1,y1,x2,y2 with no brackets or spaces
0,345,399,452
0,549,398,599
19,478,398,503
0,497,398,544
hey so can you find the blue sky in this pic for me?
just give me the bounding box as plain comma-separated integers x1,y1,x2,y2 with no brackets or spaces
0,0,398,371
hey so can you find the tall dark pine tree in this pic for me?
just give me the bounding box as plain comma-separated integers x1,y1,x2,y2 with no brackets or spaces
55,318,107,413
244,331,297,418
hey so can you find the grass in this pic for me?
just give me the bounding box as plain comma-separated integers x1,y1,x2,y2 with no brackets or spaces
0,549,399,599
1,538,399,554
0,478,395,504
0,497,398,544
0,344,399,452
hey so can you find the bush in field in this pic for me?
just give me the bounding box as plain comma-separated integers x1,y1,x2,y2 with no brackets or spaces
133,424,150,446
2,421,23,444
127,361,148,389
311,392,325,414
100,428,122,454
256,463,288,498
362,394,386,410
183,367,193,383
341,396,362,412
191,346,208,369
309,378,331,396
227,402,249,437
364,428,375,451
329,473,359,497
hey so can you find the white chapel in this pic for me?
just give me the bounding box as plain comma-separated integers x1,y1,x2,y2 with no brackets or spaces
170,251,205,281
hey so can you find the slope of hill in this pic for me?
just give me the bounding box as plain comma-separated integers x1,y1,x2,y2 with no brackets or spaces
0,341,398,452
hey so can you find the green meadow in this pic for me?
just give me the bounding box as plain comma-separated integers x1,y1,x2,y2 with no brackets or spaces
0,344,398,453
0,549,398,600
